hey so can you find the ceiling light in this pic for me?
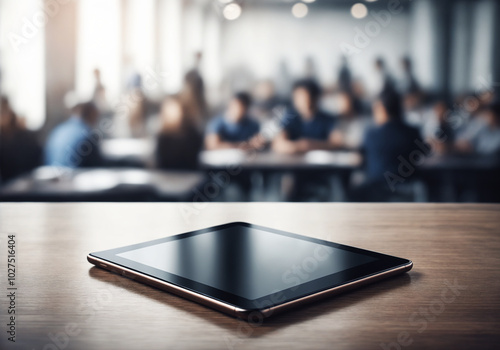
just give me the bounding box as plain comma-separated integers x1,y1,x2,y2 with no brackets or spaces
292,3,308,18
223,3,242,20
351,3,368,19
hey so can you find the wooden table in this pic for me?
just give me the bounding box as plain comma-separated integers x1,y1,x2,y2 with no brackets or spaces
0,203,499,349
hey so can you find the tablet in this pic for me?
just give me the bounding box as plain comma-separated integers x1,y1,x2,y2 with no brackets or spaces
88,222,412,319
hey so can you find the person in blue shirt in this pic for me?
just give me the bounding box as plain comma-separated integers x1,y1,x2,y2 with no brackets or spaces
350,87,421,201
205,92,262,150
272,80,340,200
273,79,340,154
45,102,103,168
362,88,421,183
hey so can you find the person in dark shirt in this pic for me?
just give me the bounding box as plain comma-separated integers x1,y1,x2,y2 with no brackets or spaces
272,80,340,200
45,102,103,168
0,96,42,184
374,57,396,96
337,55,352,93
155,95,203,170
351,88,421,201
205,92,263,199
399,56,420,95
273,79,340,154
205,92,262,150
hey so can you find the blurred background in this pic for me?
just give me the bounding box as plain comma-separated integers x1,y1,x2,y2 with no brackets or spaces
1,0,499,202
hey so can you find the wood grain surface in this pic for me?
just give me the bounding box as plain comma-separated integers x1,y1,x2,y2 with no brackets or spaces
0,203,499,350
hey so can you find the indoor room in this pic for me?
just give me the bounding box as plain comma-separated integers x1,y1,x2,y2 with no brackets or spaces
1,0,499,202
0,1,499,349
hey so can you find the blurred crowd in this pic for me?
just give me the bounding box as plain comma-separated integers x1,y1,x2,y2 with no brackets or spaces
1,54,499,201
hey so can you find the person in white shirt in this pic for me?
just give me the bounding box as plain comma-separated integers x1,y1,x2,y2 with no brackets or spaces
455,102,500,156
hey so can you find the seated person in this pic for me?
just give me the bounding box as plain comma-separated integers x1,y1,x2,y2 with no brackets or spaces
252,80,283,121
155,95,203,170
455,102,500,156
467,102,500,202
205,92,263,199
330,91,371,150
273,79,340,154
45,102,103,168
426,100,455,154
351,88,421,201
0,96,42,183
205,92,262,150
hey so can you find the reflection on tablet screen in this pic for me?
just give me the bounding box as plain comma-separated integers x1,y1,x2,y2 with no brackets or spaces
118,226,376,300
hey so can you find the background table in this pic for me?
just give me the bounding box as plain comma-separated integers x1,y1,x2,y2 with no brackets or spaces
199,151,500,202
0,203,499,349
199,150,363,201
101,138,155,167
0,167,206,201
199,150,363,170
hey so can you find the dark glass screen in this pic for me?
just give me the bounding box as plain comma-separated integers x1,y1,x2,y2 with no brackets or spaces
117,225,376,300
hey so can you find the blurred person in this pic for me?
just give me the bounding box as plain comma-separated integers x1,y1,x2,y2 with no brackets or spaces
0,96,42,183
127,71,143,92
206,92,263,200
373,57,395,96
350,88,421,201
455,102,500,156
119,74,159,138
128,89,149,138
401,77,431,138
330,91,371,150
403,92,428,124
275,60,293,99
450,93,483,141
205,92,262,150
399,56,420,95
363,88,421,181
92,68,109,113
252,80,284,122
45,102,103,168
401,55,427,124
1,97,16,131
220,65,256,107
273,79,340,154
155,96,203,170
400,57,427,131
426,100,455,154
454,102,500,202
273,79,340,201
477,89,496,107
453,93,491,149
351,78,371,113
181,52,208,127
337,56,352,93
303,56,318,80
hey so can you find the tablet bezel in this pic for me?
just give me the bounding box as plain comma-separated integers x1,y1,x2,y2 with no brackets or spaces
88,222,412,312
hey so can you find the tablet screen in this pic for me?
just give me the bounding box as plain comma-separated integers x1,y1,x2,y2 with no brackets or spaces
117,225,376,300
